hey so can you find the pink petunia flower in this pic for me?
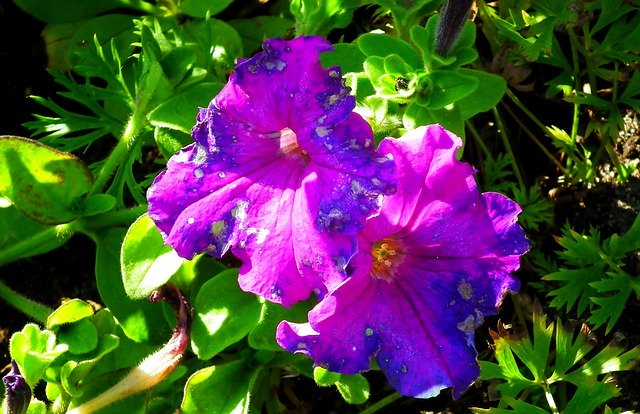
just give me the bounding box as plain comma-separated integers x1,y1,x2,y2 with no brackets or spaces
277,125,529,398
147,36,396,306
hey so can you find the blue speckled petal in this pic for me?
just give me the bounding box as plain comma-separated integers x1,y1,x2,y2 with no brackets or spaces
277,125,529,398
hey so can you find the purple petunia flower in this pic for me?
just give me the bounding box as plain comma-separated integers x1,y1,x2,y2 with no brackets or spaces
147,36,396,306
276,125,529,398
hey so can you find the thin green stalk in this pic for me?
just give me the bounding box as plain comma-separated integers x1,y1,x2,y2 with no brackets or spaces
359,392,402,414
82,205,148,231
0,222,76,268
581,25,597,96
88,109,147,196
500,101,568,175
465,121,491,158
543,382,560,414
567,27,582,165
120,0,157,14
0,280,52,324
505,89,549,135
491,107,525,189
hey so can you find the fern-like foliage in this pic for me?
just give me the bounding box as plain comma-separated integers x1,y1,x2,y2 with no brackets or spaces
543,213,640,333
473,308,640,414
480,153,554,232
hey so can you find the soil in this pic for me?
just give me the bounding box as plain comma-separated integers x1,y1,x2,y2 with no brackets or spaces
1,1,640,413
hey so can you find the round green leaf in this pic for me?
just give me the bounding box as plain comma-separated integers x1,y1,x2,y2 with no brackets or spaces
181,360,253,414
0,136,93,225
46,299,95,328
191,269,262,360
95,228,171,344
56,319,99,355
121,213,185,299
82,194,116,216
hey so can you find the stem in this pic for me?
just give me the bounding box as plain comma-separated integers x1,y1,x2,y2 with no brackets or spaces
0,280,52,324
465,120,491,158
567,27,582,167
500,101,569,175
491,107,525,189
581,25,597,95
0,222,76,268
543,382,560,414
119,0,157,14
82,205,147,231
88,109,147,197
359,392,402,414
67,285,191,414
504,89,550,135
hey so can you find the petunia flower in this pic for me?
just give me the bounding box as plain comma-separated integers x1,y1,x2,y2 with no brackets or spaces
147,36,396,306
276,125,529,398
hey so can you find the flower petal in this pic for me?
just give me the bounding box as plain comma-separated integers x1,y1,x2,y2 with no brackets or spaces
148,36,398,306
278,124,529,398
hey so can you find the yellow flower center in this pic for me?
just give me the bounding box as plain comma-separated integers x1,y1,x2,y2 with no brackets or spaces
277,127,310,164
371,237,404,282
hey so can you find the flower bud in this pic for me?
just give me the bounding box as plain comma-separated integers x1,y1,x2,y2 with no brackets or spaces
2,360,31,414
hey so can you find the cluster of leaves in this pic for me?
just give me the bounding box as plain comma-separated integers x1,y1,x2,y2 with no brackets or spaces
2,0,640,413
477,0,640,184
475,307,640,413
544,214,640,334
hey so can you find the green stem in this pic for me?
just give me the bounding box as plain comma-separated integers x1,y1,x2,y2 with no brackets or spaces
88,109,146,196
0,222,76,268
359,392,402,414
500,101,568,175
504,89,550,135
82,205,147,231
543,381,560,414
567,27,582,165
119,0,157,14
0,280,52,324
581,25,597,95
465,121,491,158
491,107,525,189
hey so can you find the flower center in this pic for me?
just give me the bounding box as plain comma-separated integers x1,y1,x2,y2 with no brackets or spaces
278,127,310,164
371,237,404,282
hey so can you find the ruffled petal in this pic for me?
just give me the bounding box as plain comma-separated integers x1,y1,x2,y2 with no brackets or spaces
312,113,397,234
148,36,398,306
278,124,529,398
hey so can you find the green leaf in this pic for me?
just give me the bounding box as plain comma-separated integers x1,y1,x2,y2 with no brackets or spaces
0,201,73,265
420,69,478,109
9,323,69,387
191,269,262,360
480,309,639,412
357,33,422,69
313,366,341,386
248,298,312,352
12,0,134,23
290,0,359,37
179,0,233,18
82,194,116,216
456,69,507,119
312,367,370,404
154,127,193,160
148,82,222,134
335,373,370,404
121,214,185,299
588,273,640,334
181,360,254,414
94,228,171,344
56,318,99,355
229,16,294,55
0,136,93,225
46,299,95,328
